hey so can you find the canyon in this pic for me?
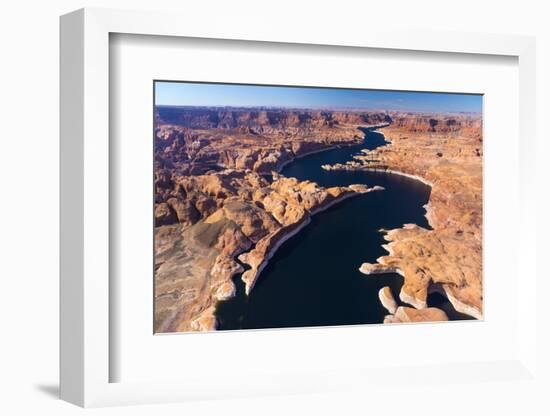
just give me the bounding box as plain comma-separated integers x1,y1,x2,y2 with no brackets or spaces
324,113,483,320
154,106,483,332
154,107,390,332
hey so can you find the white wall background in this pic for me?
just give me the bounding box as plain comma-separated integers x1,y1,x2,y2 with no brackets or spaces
0,0,547,414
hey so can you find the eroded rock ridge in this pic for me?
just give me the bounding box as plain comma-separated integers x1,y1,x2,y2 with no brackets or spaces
154,107,389,332
324,113,483,320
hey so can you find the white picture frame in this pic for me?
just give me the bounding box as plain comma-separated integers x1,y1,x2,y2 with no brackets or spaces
60,7,538,408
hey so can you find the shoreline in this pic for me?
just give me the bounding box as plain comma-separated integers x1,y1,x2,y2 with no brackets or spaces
320,128,434,188
242,217,311,295
216,122,468,326
356,168,433,187
276,123,390,174
322,164,434,188
242,188,380,295
319,127,435,226
276,145,345,173
212,125,391,328
331,127,481,318
356,128,482,320
240,124,392,296
364,129,435,226
362,128,433,187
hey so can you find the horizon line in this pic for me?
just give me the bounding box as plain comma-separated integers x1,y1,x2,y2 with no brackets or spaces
154,104,482,116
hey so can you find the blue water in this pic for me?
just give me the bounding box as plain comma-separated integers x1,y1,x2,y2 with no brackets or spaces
215,128,472,330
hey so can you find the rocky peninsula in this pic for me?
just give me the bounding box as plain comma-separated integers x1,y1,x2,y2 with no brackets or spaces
323,113,483,321
154,107,390,332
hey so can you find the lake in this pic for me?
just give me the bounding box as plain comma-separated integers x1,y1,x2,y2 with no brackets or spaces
215,128,472,330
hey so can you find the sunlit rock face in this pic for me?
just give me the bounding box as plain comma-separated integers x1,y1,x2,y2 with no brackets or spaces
336,113,483,320
154,107,389,332
155,106,483,332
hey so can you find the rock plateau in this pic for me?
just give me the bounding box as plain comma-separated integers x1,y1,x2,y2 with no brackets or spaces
154,107,389,332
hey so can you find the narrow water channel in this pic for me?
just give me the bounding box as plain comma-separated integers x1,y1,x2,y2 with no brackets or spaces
215,128,472,330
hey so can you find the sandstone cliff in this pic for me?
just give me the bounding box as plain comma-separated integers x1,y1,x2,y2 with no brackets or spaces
155,108,390,178
154,171,383,332
155,107,483,330
154,107,389,332
325,113,483,320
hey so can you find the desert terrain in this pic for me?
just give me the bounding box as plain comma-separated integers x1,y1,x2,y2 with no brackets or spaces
324,113,483,321
154,106,482,331
154,108,389,332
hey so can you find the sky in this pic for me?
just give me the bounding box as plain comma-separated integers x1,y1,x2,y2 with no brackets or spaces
155,81,482,113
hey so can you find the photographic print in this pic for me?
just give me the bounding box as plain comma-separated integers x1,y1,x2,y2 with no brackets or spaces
154,81,482,333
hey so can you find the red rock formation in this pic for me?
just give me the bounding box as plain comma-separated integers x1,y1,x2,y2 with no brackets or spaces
154,173,383,333
154,107,390,332
324,112,483,320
